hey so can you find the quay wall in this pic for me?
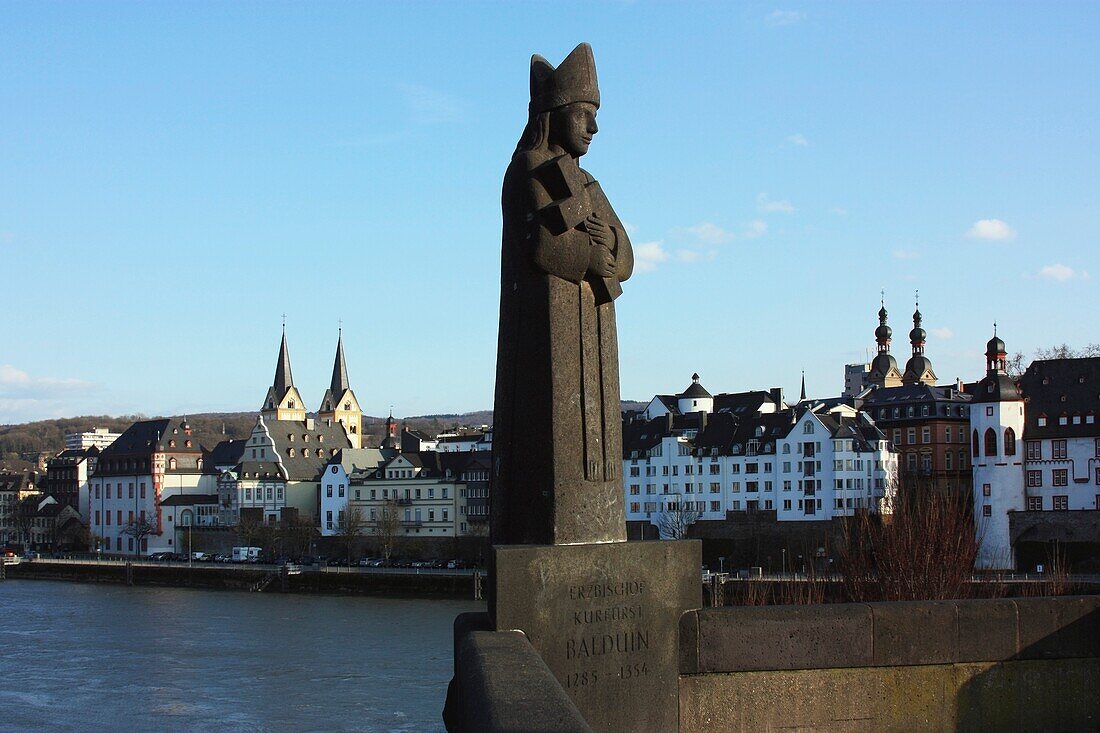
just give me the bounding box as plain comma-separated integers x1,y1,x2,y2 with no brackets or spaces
4,560,479,597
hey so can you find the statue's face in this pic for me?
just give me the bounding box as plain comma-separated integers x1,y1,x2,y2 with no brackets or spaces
550,102,598,157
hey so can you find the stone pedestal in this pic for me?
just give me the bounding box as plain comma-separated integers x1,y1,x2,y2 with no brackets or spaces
493,540,701,733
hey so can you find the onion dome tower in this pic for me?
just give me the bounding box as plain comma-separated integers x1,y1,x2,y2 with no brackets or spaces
902,294,938,386
970,324,1025,570
868,297,903,388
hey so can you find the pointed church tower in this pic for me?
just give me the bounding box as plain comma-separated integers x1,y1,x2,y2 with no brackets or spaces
902,294,938,386
868,298,903,388
318,330,363,449
261,325,307,422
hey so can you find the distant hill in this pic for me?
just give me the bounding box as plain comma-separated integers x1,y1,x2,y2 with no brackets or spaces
2,402,648,459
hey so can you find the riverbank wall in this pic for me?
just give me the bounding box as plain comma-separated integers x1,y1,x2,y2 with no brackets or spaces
3,560,480,598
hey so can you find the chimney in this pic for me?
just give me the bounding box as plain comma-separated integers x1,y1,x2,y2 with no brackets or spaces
769,387,784,408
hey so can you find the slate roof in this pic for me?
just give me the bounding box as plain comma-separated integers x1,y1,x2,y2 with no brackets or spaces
235,461,286,480
1020,357,1100,439
209,439,247,467
160,494,220,507
861,383,971,422
264,418,352,481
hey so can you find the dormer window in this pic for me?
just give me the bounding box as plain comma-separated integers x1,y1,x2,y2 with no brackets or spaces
303,434,310,442
168,439,176,448
184,440,192,448
288,448,296,458
169,458,177,470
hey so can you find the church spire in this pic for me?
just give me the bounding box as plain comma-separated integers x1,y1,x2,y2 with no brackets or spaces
800,370,807,401
273,325,294,397
330,331,350,396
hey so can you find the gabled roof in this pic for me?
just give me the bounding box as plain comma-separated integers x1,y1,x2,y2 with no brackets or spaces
99,418,207,456
263,418,352,481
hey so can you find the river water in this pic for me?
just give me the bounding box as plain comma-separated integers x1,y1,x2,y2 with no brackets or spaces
0,580,484,733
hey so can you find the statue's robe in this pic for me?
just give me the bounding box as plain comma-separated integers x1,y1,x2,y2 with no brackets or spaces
491,149,633,545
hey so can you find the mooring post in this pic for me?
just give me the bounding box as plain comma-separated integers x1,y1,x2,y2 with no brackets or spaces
473,570,482,600
125,561,134,586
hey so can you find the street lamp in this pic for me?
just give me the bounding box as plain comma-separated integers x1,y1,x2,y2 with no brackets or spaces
781,548,786,578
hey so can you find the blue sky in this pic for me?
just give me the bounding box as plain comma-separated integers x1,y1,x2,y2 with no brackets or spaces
2,2,1097,424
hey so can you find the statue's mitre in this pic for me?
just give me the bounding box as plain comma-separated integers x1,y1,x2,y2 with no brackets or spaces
530,42,600,114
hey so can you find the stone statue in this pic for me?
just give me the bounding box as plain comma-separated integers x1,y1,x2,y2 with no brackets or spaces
491,43,634,546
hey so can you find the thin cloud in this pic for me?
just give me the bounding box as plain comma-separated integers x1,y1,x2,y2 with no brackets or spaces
398,83,465,125
0,365,92,398
966,219,1016,241
829,207,848,216
893,249,920,260
757,193,795,214
786,133,809,147
634,241,669,273
929,327,954,340
675,249,702,263
742,220,768,239
1036,263,1089,282
765,10,806,26
685,222,736,245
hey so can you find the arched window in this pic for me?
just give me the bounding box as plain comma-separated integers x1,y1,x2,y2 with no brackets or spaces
1004,428,1016,456
972,430,980,457
984,428,998,457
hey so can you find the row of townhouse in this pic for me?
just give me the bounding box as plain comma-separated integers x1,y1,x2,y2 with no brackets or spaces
320,448,491,539
623,376,898,535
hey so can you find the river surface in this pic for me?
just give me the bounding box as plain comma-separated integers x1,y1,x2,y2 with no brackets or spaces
0,580,484,733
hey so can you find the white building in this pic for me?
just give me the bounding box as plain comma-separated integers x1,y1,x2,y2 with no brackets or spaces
64,427,121,451
969,334,1026,569
623,375,897,533
88,418,219,555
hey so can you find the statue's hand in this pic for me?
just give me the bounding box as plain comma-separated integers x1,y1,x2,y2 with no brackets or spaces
588,244,615,278
585,213,614,251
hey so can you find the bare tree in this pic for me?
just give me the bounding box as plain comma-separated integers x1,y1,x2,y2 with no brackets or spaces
121,515,158,555
334,502,367,565
13,496,37,550
1034,343,1100,360
1006,351,1027,379
656,498,700,540
277,516,317,561
373,499,401,564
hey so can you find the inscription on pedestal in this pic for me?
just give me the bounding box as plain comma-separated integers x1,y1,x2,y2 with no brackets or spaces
494,541,700,733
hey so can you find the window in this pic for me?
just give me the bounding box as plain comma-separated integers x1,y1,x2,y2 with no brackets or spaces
982,505,992,517
783,499,791,511
1026,441,1041,460
945,451,953,471
986,406,993,417
710,501,720,512
326,486,333,498
1052,440,1067,459
339,484,345,498
907,428,917,444
892,429,902,446
1026,470,1042,488
746,481,759,493
803,421,814,434
1053,469,1068,487
972,430,980,457
907,453,917,471
1052,495,1068,511
921,427,931,444
169,458,177,470
710,482,720,493
326,510,333,529
984,428,998,457
1027,497,1042,511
